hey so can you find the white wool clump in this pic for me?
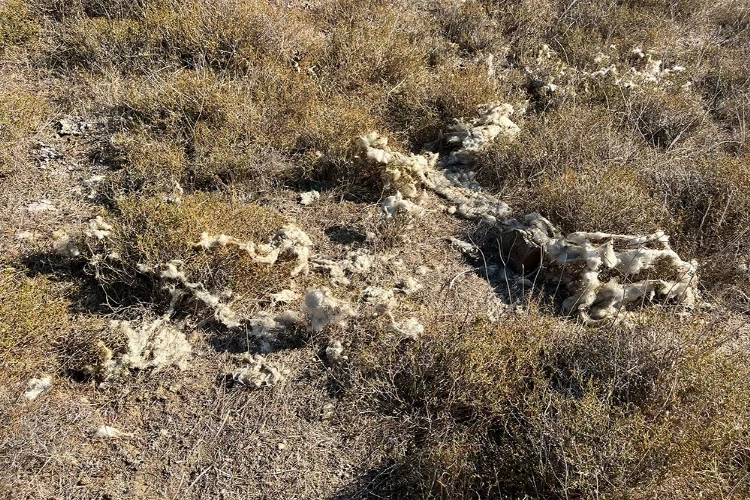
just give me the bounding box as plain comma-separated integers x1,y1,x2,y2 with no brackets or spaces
27,199,57,212
230,354,288,389
141,258,302,343
325,340,347,363
271,289,298,304
363,286,397,316
355,132,392,165
353,136,417,195
386,153,439,199
194,232,234,249
117,318,192,371
388,316,424,341
515,214,700,323
247,311,303,352
444,102,521,166
15,230,38,241
524,43,687,97
159,260,187,281
537,43,554,62
154,260,243,329
586,47,686,88
100,318,192,377
356,132,439,199
428,168,512,224
84,216,113,240
264,224,314,276
396,276,423,295
353,101,699,323
311,258,350,285
448,237,479,255
594,51,609,64
299,190,320,205
247,313,286,351
159,224,313,330
136,262,153,273
589,64,619,79
23,376,52,401
194,223,313,277
312,250,375,285
381,192,424,219
277,309,304,326
304,288,356,333
342,250,374,274
52,230,81,257
214,304,241,329
94,426,129,439
356,107,516,224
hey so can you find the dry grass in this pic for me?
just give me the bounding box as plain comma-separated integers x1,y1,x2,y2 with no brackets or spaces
0,84,49,175
0,268,70,381
341,307,750,498
86,192,287,312
0,0,39,52
34,0,506,195
1,0,750,498
0,265,108,387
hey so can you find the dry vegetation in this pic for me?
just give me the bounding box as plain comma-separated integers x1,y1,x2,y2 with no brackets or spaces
0,268,72,381
343,309,750,497
1,0,750,498
88,193,287,309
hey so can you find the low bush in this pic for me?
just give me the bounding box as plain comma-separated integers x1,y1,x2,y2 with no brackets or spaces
89,193,287,311
0,87,49,175
0,269,71,382
0,0,40,52
344,309,750,498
